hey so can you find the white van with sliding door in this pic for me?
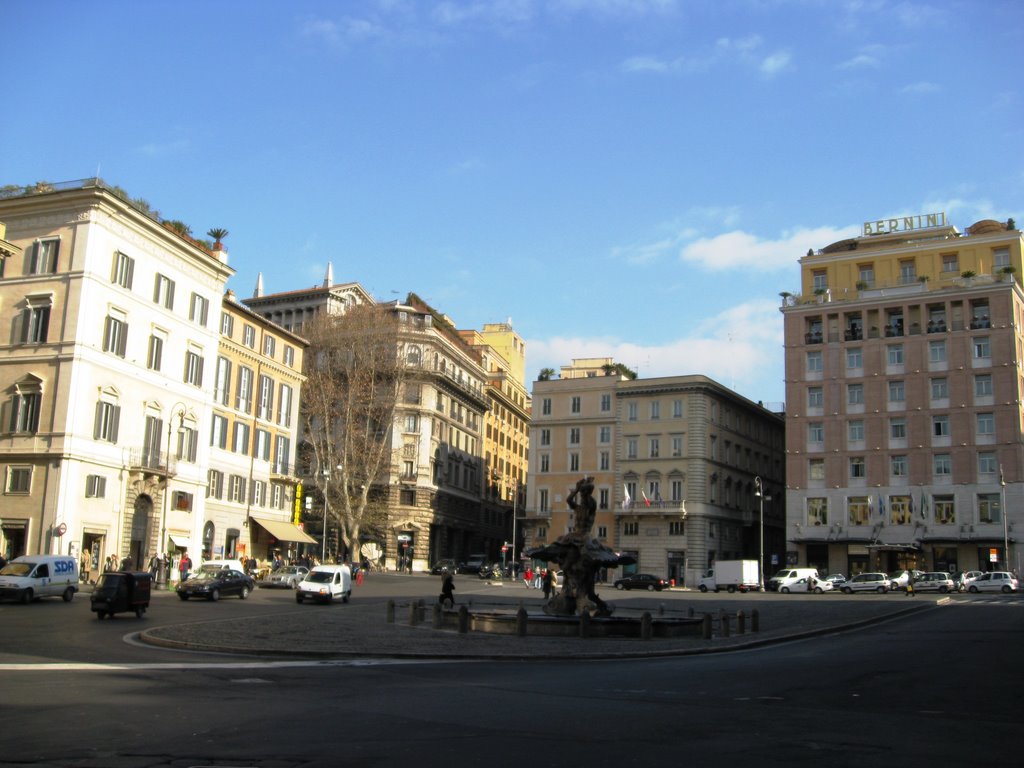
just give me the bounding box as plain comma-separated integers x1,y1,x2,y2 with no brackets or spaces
768,567,819,592
0,555,80,604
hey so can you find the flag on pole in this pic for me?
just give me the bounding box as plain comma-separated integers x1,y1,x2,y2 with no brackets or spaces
878,495,886,518
622,484,631,510
641,490,651,507
920,490,928,520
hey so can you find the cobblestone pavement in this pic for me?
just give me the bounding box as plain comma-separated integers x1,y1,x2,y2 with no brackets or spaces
140,591,939,660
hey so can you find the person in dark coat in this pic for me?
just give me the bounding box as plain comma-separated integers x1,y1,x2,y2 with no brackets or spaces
439,573,455,608
542,569,554,599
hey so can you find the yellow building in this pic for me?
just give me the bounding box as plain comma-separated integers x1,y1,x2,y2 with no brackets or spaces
205,291,311,564
458,322,530,565
782,213,1023,576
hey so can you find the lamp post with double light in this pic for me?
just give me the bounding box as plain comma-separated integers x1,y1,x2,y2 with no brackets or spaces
319,463,343,563
754,476,766,592
158,404,187,588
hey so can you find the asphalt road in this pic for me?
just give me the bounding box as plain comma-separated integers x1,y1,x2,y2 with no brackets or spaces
1,575,1020,767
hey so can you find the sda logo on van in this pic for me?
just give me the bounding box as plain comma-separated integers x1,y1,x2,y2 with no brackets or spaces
54,560,75,574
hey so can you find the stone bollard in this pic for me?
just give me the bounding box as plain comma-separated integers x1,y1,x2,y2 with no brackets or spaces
751,608,760,633
641,611,653,640
702,613,712,639
458,605,469,634
433,602,443,629
658,603,665,616
720,609,730,637
579,611,590,638
736,610,746,635
516,606,528,637
409,601,419,626
386,598,395,623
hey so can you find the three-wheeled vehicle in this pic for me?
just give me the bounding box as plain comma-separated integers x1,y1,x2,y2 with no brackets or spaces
90,571,152,619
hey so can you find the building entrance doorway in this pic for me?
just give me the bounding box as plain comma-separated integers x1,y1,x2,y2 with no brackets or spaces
130,495,154,570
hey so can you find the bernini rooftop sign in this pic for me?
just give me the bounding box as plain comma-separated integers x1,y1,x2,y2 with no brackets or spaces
863,212,948,236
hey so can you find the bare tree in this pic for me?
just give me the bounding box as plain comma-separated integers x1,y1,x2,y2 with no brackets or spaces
300,304,407,561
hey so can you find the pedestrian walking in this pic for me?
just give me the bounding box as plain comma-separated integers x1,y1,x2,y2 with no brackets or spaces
439,573,455,608
524,566,533,588
178,551,192,582
542,569,553,599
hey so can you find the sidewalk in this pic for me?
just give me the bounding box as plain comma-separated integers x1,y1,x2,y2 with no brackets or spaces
140,592,937,660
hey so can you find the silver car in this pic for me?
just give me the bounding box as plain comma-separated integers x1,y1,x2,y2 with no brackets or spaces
259,565,309,589
967,571,1019,593
911,572,955,593
840,572,891,593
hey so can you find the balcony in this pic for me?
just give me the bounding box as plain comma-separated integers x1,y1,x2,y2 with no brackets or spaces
620,500,686,517
127,448,176,477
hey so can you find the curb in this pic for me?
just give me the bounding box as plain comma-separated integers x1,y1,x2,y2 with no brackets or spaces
137,601,933,662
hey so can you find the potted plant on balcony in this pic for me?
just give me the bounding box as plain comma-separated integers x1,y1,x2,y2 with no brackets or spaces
961,270,976,286
207,228,229,251
1001,265,1016,283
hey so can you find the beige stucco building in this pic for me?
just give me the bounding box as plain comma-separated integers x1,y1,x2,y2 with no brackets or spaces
525,360,785,586
782,213,1023,577
0,180,232,576
246,281,507,570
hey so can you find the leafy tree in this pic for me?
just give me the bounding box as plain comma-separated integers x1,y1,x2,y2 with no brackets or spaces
538,367,556,381
300,305,408,561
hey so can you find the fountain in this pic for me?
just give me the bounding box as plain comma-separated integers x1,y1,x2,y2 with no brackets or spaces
525,476,636,617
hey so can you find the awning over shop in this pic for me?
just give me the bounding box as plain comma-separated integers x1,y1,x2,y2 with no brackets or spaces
168,534,192,550
251,517,317,544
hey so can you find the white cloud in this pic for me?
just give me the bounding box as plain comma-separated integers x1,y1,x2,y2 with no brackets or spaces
900,81,940,94
136,139,189,156
679,225,861,272
838,53,879,69
760,50,792,77
525,298,785,403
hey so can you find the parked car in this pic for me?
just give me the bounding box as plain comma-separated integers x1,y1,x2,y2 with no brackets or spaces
911,572,955,593
430,559,460,575
177,568,254,601
889,570,925,591
839,573,891,593
258,565,308,589
780,576,833,594
956,571,984,592
296,564,352,604
967,571,1019,593
613,573,668,591
822,573,847,590
459,555,488,575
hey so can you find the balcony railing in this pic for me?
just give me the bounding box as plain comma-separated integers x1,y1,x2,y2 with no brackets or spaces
127,448,176,476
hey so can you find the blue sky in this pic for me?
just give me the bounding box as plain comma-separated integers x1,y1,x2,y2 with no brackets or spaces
4,0,1023,406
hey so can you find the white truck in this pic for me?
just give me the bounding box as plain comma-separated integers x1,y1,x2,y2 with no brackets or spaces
698,560,760,593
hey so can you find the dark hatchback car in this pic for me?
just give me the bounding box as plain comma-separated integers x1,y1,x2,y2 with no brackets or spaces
177,568,254,601
430,559,460,575
613,573,669,591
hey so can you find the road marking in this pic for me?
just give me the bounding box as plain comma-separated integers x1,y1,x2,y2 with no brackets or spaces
0,658,444,672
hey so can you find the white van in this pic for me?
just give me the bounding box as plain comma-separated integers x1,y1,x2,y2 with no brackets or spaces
296,564,352,604
768,567,819,592
0,555,80,604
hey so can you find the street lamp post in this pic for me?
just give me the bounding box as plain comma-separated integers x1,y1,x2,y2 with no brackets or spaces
158,404,187,589
1000,465,1009,571
754,476,765,592
320,463,343,563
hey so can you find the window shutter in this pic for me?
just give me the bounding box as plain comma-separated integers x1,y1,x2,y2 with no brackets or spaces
167,280,175,309
196,357,204,387
110,252,118,283
117,322,128,357
126,257,134,289
153,276,160,303
93,402,103,440
20,308,30,343
111,405,120,444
